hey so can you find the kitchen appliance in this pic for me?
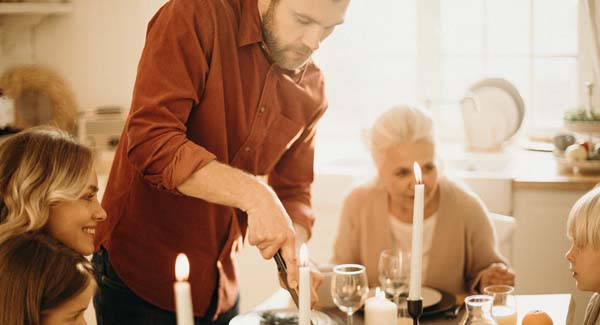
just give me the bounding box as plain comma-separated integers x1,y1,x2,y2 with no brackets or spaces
78,106,126,151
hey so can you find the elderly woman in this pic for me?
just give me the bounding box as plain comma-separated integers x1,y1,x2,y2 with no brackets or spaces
332,105,514,298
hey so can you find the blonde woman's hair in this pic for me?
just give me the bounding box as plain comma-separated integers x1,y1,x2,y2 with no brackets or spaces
0,126,93,244
366,105,435,167
0,232,95,325
567,186,600,249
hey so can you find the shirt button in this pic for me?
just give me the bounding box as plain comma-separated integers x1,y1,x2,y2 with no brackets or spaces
259,106,266,113
244,146,251,152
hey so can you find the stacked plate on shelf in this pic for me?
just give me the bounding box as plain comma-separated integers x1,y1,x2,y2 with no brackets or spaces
460,78,525,151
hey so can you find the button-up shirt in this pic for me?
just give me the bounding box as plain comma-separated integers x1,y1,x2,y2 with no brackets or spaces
95,0,327,317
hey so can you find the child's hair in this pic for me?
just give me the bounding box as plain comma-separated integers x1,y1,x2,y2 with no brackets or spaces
0,126,93,244
567,186,600,249
0,232,95,325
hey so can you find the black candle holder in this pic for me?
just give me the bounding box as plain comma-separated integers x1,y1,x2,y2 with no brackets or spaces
407,298,423,325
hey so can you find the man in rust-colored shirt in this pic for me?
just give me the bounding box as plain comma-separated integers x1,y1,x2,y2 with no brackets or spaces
92,0,350,323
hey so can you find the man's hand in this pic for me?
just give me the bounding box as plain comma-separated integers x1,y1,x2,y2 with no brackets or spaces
245,185,298,288
176,161,299,287
479,263,515,291
278,261,323,307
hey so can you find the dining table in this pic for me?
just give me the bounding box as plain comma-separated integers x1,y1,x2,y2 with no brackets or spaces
250,288,574,325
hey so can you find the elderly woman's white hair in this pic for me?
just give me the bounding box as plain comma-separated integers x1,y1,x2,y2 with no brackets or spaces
366,105,435,167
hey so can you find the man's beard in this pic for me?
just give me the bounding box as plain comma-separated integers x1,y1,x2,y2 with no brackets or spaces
261,1,312,70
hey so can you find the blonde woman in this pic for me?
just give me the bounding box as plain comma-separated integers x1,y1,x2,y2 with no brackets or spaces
0,126,106,255
332,106,515,299
0,232,96,325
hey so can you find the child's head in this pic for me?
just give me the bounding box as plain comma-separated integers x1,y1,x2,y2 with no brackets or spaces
0,126,106,255
0,232,96,325
565,186,600,292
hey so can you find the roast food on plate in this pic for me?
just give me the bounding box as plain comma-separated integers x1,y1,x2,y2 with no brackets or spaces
230,309,338,325
260,311,298,325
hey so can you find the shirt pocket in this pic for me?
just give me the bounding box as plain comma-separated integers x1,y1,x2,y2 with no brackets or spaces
257,114,304,174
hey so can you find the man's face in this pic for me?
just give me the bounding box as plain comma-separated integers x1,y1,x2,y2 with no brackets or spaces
260,0,350,71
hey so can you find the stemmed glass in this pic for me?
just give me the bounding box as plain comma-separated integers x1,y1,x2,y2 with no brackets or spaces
331,264,369,325
378,249,410,306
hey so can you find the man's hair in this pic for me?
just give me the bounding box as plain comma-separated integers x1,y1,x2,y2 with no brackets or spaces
567,186,600,249
0,126,93,244
0,233,95,325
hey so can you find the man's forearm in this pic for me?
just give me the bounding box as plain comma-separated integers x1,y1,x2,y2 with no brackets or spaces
177,160,267,212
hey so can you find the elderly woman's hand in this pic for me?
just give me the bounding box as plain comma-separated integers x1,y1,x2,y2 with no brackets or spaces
479,263,515,291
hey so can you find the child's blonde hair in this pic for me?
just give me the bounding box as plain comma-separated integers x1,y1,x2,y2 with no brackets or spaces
0,126,93,244
567,186,600,249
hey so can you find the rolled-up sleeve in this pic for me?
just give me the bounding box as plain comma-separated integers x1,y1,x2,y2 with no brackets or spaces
126,0,217,192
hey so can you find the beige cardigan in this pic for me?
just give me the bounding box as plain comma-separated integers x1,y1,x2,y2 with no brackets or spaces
332,176,507,296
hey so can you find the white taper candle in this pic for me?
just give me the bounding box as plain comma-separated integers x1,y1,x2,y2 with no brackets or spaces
299,244,311,325
409,162,424,300
174,253,194,325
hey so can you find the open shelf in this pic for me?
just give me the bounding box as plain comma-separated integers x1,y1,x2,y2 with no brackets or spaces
0,2,73,16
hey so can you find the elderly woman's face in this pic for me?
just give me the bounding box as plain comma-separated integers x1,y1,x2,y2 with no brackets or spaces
376,140,438,211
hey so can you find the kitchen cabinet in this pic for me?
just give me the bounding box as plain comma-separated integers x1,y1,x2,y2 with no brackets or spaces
512,187,592,325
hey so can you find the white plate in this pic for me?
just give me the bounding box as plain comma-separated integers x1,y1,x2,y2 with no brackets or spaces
230,309,338,325
368,286,442,308
421,286,443,308
461,78,524,150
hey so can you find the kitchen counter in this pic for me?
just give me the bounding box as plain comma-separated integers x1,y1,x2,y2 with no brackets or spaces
512,148,600,191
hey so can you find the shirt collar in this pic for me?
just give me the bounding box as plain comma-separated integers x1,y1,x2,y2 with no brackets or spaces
238,0,263,47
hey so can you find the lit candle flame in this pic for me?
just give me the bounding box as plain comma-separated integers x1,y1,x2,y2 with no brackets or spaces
375,287,385,299
413,162,422,184
299,243,309,267
175,253,190,281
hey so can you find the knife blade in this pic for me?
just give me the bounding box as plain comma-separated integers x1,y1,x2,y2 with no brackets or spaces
274,250,300,308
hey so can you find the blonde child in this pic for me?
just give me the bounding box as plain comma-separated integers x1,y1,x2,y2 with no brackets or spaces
565,186,600,325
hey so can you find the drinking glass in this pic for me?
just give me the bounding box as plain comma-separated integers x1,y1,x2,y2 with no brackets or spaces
378,249,410,305
483,285,517,325
461,295,498,325
331,264,369,325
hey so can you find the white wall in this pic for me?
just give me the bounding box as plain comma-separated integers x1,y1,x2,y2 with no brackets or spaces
1,0,167,111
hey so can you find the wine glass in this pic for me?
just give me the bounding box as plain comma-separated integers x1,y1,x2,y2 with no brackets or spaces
331,264,369,325
483,285,517,325
378,249,410,307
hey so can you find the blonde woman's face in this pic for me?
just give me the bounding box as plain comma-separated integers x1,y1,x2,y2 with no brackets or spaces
377,141,438,214
566,241,600,292
47,169,107,256
41,280,96,325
